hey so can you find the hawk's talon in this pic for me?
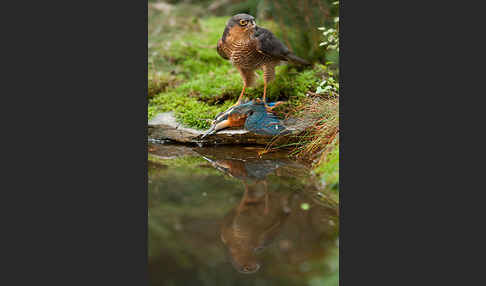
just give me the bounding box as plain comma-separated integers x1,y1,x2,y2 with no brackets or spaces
265,101,284,112
257,150,268,157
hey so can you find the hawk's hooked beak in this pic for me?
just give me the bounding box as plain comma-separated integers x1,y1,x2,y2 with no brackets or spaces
245,20,256,32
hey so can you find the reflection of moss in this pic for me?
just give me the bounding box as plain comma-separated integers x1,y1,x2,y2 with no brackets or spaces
148,155,222,177
309,245,339,286
149,154,205,167
148,162,241,269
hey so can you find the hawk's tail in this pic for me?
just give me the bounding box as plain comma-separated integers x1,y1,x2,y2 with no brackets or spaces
286,53,311,66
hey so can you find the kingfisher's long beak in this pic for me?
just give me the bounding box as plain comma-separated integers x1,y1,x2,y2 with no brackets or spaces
201,119,231,139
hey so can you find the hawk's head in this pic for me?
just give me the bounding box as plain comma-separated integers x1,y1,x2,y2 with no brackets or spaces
224,14,257,41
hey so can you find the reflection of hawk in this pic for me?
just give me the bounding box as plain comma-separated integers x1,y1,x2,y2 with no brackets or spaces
217,13,309,106
220,189,291,274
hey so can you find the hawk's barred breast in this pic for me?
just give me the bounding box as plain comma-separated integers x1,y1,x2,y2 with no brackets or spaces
223,38,276,70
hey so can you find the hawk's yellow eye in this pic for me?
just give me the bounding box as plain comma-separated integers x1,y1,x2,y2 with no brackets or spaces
239,20,248,26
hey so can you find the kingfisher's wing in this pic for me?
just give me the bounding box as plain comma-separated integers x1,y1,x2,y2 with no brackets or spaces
245,111,289,136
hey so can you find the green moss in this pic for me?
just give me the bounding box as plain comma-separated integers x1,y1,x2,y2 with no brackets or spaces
266,65,322,103
148,71,183,98
149,91,234,129
314,144,339,190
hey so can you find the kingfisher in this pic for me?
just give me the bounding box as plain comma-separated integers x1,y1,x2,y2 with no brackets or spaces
201,100,289,138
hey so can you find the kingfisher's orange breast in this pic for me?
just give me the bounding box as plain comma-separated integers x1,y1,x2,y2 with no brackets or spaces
228,113,248,127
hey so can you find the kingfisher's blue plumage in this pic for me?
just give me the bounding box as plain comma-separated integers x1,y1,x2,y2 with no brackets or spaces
230,100,289,136
244,103,287,135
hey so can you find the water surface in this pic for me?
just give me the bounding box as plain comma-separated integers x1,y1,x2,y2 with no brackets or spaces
148,144,339,286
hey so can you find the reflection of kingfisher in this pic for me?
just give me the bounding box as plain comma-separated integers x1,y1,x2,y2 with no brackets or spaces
201,99,289,138
201,156,277,215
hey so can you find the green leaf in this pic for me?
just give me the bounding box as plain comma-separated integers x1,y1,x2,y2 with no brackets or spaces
300,203,310,210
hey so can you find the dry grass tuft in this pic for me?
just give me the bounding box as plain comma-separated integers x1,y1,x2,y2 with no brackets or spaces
290,95,339,161
262,94,339,163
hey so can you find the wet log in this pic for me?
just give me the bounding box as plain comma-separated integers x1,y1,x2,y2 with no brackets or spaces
148,112,306,146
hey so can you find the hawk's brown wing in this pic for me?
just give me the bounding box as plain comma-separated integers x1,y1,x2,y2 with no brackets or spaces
217,38,229,60
254,27,290,61
254,27,309,65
